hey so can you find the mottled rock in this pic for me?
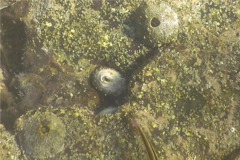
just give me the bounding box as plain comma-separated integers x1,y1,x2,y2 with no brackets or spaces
0,0,239,159
0,124,21,160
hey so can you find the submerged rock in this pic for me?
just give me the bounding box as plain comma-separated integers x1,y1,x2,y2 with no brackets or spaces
13,106,148,159
0,124,21,160
0,0,239,159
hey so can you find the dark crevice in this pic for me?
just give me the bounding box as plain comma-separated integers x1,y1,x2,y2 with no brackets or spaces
0,15,27,74
0,12,27,131
222,147,240,160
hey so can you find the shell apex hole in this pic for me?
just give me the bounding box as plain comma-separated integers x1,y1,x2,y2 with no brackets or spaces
151,17,160,27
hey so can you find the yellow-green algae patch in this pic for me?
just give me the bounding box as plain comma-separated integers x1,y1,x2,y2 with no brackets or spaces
0,124,21,160
33,0,149,73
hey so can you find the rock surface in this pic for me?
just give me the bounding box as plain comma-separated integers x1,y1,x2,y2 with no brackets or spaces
0,124,20,160
0,0,240,159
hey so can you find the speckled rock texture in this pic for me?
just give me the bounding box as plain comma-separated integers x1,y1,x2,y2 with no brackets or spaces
0,0,240,159
0,124,21,160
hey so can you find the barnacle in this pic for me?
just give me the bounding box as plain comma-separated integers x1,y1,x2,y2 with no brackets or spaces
92,67,126,96
133,1,179,46
15,111,66,159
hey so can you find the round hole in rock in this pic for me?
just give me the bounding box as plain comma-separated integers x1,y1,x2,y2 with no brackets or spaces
150,17,160,27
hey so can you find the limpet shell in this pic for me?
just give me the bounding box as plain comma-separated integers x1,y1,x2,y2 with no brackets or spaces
15,111,66,159
134,2,179,46
92,67,126,96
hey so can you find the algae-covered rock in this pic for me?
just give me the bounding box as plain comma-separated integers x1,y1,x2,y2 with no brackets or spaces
0,0,240,159
130,48,240,158
129,0,240,157
14,106,148,159
0,124,21,160
15,111,66,159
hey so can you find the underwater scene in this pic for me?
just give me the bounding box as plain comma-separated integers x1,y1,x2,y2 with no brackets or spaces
0,0,240,159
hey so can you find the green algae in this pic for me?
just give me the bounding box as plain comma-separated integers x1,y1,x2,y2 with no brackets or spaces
35,0,149,73
0,124,21,160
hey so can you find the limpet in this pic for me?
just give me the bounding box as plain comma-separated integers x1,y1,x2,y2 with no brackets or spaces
92,67,126,96
134,1,179,46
